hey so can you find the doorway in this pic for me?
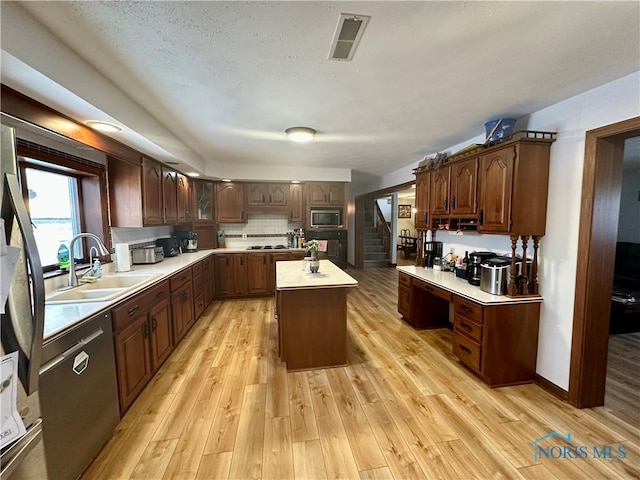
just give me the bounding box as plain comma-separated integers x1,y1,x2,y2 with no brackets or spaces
569,117,640,408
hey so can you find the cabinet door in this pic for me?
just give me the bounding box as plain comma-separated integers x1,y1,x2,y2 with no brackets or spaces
269,184,289,206
326,183,345,205
308,182,328,204
142,157,163,226
172,282,194,343
233,254,247,296
195,181,215,222
203,255,215,305
216,183,246,223
289,184,304,223
162,167,178,224
149,299,173,372
478,147,514,233
246,183,269,206
115,315,152,412
176,173,192,223
450,158,478,215
430,167,450,215
214,254,233,297
269,253,290,292
398,285,411,320
414,172,430,229
247,253,269,294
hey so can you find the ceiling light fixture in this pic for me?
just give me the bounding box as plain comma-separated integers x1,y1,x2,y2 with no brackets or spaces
285,127,316,143
221,178,232,182
291,180,301,184
186,172,200,177
86,121,122,133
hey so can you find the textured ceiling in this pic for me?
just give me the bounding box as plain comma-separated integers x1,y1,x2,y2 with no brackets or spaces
3,1,640,179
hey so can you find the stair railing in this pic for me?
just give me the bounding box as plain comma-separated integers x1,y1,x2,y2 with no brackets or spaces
374,201,391,256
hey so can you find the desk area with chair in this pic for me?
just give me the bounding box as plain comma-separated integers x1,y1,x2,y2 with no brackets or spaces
397,229,417,259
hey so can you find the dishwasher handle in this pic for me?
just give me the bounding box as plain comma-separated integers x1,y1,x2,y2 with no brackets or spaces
39,328,104,376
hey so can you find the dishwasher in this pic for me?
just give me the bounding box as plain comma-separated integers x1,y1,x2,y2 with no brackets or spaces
39,310,120,480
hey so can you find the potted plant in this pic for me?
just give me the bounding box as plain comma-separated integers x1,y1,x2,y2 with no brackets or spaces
305,239,321,273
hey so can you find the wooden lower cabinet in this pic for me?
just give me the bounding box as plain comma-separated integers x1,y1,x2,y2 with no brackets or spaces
397,274,450,329
247,253,269,294
203,255,215,306
113,281,172,413
171,274,194,344
452,295,540,387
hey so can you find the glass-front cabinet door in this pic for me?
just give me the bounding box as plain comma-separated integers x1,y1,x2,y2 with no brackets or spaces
195,181,215,222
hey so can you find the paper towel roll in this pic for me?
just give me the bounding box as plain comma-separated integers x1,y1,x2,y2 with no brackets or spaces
115,243,131,272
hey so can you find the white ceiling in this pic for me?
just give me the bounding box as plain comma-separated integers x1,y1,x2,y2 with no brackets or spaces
2,1,639,181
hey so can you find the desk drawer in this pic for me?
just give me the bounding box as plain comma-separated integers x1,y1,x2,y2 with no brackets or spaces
398,272,412,288
414,280,452,302
453,295,483,324
454,314,482,343
453,332,481,372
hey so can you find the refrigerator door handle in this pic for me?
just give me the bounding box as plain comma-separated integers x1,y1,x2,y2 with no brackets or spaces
3,173,45,395
0,418,43,479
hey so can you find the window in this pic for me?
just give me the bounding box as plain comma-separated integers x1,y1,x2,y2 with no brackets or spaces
17,139,109,272
23,167,83,268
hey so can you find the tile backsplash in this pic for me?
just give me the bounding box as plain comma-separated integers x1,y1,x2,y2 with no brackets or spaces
221,214,303,249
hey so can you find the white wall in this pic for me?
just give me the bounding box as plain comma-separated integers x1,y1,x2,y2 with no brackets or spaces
376,198,392,222
617,168,640,243
352,71,640,390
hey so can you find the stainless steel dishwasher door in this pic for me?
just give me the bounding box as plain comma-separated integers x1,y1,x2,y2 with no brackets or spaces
39,311,120,480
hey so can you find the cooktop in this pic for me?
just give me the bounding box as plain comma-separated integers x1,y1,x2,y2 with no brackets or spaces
246,245,288,250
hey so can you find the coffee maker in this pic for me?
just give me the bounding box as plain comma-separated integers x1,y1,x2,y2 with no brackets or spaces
175,231,198,253
467,251,497,285
423,241,443,268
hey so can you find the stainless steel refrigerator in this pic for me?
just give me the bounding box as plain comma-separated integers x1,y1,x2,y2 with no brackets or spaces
0,124,48,477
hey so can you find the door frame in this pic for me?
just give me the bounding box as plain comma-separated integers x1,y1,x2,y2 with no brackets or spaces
569,116,640,408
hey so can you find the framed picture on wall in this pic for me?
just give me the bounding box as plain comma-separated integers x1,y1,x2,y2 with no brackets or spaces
398,204,412,218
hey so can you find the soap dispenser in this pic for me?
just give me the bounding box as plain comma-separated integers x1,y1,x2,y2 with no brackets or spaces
93,258,102,278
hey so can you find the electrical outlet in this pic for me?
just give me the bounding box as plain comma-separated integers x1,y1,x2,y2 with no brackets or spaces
242,233,247,239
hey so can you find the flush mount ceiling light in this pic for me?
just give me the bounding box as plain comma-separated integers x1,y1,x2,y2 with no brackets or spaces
86,121,122,133
285,127,316,143
186,172,200,177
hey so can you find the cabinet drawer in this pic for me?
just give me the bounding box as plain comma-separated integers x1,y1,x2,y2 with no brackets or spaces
193,273,204,299
414,280,451,302
453,332,481,372
398,272,412,288
454,314,482,343
192,261,203,277
113,281,169,333
170,268,192,291
453,295,483,324
194,294,205,319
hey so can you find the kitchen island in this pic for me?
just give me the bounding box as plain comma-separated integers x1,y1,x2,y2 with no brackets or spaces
275,259,357,370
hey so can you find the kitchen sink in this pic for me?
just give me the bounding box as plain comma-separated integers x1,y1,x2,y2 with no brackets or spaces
46,287,129,304
46,273,162,304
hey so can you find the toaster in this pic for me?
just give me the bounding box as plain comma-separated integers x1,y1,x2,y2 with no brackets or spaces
131,246,164,264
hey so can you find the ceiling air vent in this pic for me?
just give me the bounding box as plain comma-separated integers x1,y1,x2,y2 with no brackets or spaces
328,13,370,61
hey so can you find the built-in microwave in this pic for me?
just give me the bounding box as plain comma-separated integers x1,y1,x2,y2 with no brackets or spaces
310,209,343,228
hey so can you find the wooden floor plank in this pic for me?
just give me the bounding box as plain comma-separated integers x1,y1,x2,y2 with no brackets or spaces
228,384,267,479
195,452,233,480
288,371,319,443
262,416,294,480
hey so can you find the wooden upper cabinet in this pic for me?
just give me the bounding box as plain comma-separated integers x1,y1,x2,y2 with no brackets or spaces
307,182,345,206
216,182,246,223
176,173,192,224
246,183,269,206
246,183,289,209
414,172,430,229
162,167,178,224
478,147,514,234
430,167,451,216
289,183,304,223
268,184,288,206
450,157,478,215
142,157,163,226
194,180,215,223
478,142,551,236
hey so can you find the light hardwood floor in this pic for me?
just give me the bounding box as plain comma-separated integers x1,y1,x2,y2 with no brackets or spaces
83,267,640,480
606,332,640,430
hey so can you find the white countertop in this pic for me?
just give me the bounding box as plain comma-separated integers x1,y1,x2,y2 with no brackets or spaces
397,266,543,306
44,249,218,340
276,260,358,290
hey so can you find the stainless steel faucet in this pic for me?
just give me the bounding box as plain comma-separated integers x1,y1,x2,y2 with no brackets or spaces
68,233,110,287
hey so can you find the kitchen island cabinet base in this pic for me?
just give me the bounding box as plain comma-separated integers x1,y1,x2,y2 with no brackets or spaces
277,288,348,371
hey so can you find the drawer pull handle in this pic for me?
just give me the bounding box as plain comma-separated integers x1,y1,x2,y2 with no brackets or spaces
143,321,150,337
156,291,164,299
461,305,473,314
459,345,472,355
461,322,472,332
152,318,157,331
425,286,433,292
128,305,139,316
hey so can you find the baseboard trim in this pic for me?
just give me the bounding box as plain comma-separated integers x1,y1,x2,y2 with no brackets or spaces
535,374,568,401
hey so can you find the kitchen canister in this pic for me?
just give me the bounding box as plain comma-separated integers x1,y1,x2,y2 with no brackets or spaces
115,243,132,272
